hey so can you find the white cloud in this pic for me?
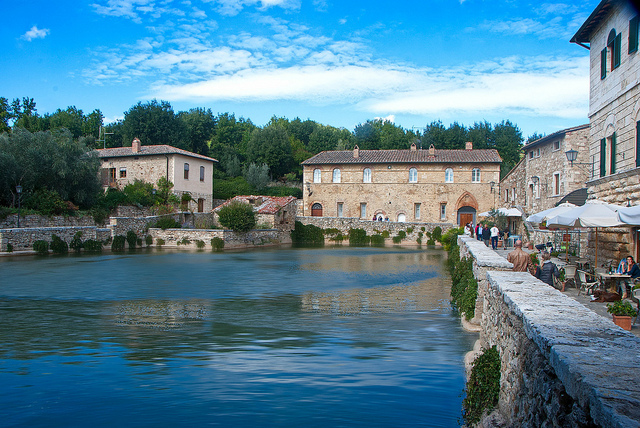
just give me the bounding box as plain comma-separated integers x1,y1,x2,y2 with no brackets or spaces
21,26,50,41
375,115,395,123
210,0,300,16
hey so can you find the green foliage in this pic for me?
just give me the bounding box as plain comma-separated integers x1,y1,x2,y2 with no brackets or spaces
529,253,539,267
392,236,402,244
244,163,270,190
487,209,508,232
427,239,436,246
418,232,423,238
214,177,255,200
348,228,370,246
126,230,137,249
145,235,153,246
24,188,70,215
441,227,463,251
50,234,69,254
211,237,225,250
462,346,501,426
448,242,478,321
70,231,83,252
217,201,257,233
370,234,385,246
33,240,49,254
420,227,426,232
261,186,303,198
154,217,181,230
177,237,191,245
324,228,344,242
111,235,126,251
195,239,205,249
432,226,443,242
6,243,13,252
324,228,341,235
156,238,165,248
291,221,324,245
607,300,638,317
83,239,103,253
381,230,390,238
123,180,157,207
406,227,414,234
246,124,294,178
416,237,422,245
121,100,187,150
397,230,406,239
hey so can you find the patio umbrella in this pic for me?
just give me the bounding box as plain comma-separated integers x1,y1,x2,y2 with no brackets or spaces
617,205,640,225
546,200,624,267
478,207,523,217
525,202,576,224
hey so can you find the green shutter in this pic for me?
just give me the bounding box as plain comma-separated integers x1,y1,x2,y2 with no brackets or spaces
636,121,640,167
610,133,617,174
600,138,607,177
601,48,607,79
614,33,622,68
630,16,639,54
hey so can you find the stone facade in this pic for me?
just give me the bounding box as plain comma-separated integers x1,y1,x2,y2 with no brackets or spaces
0,226,111,252
0,214,97,229
148,228,290,249
214,195,298,232
96,140,217,212
301,143,501,226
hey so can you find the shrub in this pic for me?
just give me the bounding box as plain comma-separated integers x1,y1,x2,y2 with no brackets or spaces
392,236,402,244
324,228,341,235
462,346,501,426
33,240,49,255
6,243,13,252
348,228,370,246
529,253,539,267
406,227,414,234
126,231,137,249
427,239,435,246
432,226,443,242
420,227,426,232
441,227,463,251
156,238,165,248
607,300,638,317
329,232,344,242
397,230,407,239
256,222,271,229
211,237,224,250
381,230,390,238
370,234,385,246
291,221,324,245
418,232,423,238
177,237,191,245
195,239,206,249
83,239,103,253
262,185,303,198
449,254,478,320
154,217,181,230
70,231,83,252
416,237,422,245
24,189,69,215
217,201,256,233
50,235,69,254
145,235,153,246
112,235,126,251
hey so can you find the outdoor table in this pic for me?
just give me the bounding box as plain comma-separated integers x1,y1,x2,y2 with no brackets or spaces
596,273,631,293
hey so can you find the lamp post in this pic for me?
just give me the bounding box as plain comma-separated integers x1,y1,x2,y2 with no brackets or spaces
15,185,22,228
565,149,593,178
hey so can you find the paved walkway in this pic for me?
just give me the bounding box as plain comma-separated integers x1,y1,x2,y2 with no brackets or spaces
492,245,640,337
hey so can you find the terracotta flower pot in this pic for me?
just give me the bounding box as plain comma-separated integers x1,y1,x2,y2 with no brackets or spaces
612,315,633,331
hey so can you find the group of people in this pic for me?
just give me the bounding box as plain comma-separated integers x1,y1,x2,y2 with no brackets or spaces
463,222,508,251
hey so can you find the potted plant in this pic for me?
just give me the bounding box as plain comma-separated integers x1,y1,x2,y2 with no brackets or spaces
606,300,638,331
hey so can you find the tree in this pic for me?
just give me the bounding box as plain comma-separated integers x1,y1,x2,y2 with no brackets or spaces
246,124,293,178
217,200,256,232
244,163,270,190
121,100,186,149
0,97,11,133
493,120,523,178
354,121,380,149
178,107,216,155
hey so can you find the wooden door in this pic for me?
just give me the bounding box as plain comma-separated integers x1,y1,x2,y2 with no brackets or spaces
460,213,473,227
311,203,323,217
197,198,204,213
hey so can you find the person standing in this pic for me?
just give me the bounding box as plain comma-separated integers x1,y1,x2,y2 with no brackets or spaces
464,223,472,236
535,251,563,290
476,224,483,241
481,224,491,247
490,224,499,250
507,240,532,272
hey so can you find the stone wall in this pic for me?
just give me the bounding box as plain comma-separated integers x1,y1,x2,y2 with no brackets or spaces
457,236,640,427
148,228,290,249
0,214,97,229
0,226,111,251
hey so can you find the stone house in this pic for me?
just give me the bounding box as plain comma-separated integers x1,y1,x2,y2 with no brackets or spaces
214,195,298,231
96,138,218,212
571,0,640,260
300,142,501,226
499,125,590,234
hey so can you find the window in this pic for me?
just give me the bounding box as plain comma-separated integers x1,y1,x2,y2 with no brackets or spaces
409,168,418,183
332,168,341,183
536,148,540,157
200,166,205,182
600,133,617,177
600,138,607,177
414,203,421,220
337,202,344,217
184,163,190,180
512,187,516,202
553,140,560,151
119,167,127,178
445,168,453,183
504,189,509,202
472,168,481,183
529,151,534,159
109,168,116,182
360,203,367,219
313,168,321,183
601,46,607,79
363,168,371,183
440,203,446,221
610,133,617,175
397,213,406,223
630,16,639,54
553,173,560,196
608,29,621,71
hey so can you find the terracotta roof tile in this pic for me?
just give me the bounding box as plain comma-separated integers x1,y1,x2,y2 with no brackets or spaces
301,148,501,165
214,195,297,214
96,145,218,163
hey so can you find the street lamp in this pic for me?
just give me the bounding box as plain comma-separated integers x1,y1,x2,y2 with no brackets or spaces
565,149,578,166
15,185,22,228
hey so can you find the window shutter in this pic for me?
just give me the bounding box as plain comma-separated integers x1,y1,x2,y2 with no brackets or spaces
636,121,640,168
614,33,622,68
601,48,607,79
630,16,639,54
610,133,617,175
600,138,607,177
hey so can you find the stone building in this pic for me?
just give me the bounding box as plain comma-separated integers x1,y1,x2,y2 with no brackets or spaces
96,138,218,212
499,125,590,234
300,142,501,226
571,0,640,260
214,195,298,231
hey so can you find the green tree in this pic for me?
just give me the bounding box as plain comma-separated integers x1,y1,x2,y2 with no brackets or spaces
121,100,186,149
246,124,293,178
0,97,11,133
217,201,256,232
178,107,216,155
48,106,85,139
493,120,523,178
244,163,270,190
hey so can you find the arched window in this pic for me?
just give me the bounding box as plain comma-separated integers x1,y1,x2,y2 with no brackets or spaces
397,213,406,222
445,168,453,183
608,28,621,70
332,168,341,183
472,168,481,183
313,169,321,183
184,163,189,180
409,168,418,183
363,168,371,183
311,203,323,217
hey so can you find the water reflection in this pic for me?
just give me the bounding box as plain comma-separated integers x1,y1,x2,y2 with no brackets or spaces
0,247,475,427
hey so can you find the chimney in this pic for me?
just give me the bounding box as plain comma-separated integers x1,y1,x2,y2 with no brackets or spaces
428,144,435,156
465,141,473,150
353,145,359,158
410,143,417,151
132,138,141,153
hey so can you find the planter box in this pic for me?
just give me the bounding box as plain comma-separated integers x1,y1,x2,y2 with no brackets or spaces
612,315,633,331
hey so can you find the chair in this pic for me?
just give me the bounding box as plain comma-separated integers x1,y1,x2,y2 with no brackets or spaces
564,265,577,290
576,270,599,295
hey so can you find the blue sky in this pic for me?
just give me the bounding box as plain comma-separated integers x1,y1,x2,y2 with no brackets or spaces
2,0,599,138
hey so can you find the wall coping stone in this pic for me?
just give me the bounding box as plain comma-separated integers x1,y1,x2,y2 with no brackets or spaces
486,270,640,428
459,236,513,269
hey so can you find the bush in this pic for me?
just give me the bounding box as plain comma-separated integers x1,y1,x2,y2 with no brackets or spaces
427,239,435,246
195,239,206,249
211,237,225,250
217,201,257,233
392,236,402,244
348,228,370,246
462,346,501,426
441,227,463,251
416,237,422,245
145,235,153,246
25,189,69,215
291,221,324,245
262,186,303,198
370,234,385,247
50,235,69,254
214,177,255,200
70,231,83,252
6,243,13,252
154,217,181,230
398,230,406,239
406,227,414,234
156,238,165,248
112,235,126,251
33,240,49,255
432,226,442,242
381,230,390,238
83,239,103,253
607,300,638,317
421,227,426,232
177,237,191,245
418,232,423,238
126,231,137,249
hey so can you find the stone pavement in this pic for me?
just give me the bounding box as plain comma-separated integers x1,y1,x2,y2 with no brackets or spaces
492,245,640,338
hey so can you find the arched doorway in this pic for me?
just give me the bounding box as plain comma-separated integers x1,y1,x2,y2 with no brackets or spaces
375,213,385,221
397,213,406,222
311,203,323,217
457,206,476,226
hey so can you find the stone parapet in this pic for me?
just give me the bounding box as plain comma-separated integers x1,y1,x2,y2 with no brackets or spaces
0,214,97,229
148,228,290,249
0,226,111,251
